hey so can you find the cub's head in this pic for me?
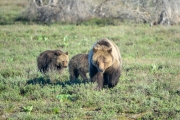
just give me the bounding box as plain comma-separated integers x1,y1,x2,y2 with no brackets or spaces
92,46,114,73
54,51,69,68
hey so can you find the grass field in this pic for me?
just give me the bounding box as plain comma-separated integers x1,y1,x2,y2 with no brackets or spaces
0,0,180,120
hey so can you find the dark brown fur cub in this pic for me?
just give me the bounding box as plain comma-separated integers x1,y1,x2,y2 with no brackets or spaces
37,50,69,73
88,38,122,90
68,54,89,81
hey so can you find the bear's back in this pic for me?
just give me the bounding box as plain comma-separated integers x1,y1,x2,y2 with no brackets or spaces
69,54,88,69
37,50,64,72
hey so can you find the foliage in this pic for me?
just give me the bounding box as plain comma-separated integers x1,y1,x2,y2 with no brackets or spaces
56,94,77,103
22,106,33,114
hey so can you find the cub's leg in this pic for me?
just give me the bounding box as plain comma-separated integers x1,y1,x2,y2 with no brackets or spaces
70,69,79,80
78,69,88,81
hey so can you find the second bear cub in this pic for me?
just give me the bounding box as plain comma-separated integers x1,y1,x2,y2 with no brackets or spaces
68,54,89,81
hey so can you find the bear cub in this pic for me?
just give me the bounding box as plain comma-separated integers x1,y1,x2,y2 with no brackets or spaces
68,54,89,81
37,50,69,73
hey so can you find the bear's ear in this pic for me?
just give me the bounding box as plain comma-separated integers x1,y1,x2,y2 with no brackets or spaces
54,51,61,56
107,47,112,53
93,47,98,53
65,52,68,55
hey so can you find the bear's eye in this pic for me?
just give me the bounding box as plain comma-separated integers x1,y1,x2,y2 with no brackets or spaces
96,61,99,65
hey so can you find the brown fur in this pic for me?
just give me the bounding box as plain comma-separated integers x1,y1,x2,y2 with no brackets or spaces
88,38,122,90
68,54,89,81
37,50,69,73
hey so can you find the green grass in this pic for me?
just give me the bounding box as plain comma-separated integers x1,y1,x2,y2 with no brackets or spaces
0,1,180,120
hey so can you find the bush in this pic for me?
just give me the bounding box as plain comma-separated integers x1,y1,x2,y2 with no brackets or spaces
0,69,22,78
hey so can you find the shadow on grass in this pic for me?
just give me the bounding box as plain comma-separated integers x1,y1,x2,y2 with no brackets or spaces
26,76,90,87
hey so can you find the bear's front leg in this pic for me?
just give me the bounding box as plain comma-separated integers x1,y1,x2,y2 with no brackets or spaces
96,72,104,90
78,69,88,81
108,67,121,88
89,64,104,90
89,64,98,82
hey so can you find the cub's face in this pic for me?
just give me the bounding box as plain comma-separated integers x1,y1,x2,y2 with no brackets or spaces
92,49,113,73
56,52,69,68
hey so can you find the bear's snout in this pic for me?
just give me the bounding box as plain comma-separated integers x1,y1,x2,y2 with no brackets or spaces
98,68,104,73
61,61,68,68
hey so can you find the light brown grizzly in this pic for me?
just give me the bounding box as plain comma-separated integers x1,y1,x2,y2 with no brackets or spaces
37,50,69,73
68,54,89,81
88,38,122,90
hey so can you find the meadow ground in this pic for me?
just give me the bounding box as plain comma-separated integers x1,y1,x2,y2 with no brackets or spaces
0,0,180,120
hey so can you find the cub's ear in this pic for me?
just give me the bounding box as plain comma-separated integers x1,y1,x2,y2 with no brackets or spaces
107,47,112,53
65,52,68,55
54,51,61,56
93,46,98,53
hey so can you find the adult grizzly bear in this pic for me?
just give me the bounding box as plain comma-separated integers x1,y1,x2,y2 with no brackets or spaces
68,54,89,81
88,38,122,90
37,50,69,73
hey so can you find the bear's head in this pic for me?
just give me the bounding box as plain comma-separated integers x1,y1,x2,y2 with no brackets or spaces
92,46,114,73
54,51,69,68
